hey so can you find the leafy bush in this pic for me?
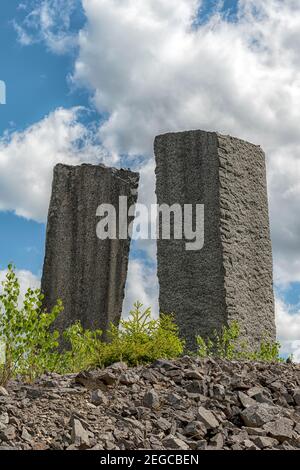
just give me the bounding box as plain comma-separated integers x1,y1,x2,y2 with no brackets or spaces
58,322,103,373
0,264,284,384
196,321,282,362
102,302,185,367
0,264,63,385
59,302,185,371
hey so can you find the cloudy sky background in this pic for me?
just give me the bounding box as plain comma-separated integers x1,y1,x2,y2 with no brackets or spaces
1,0,300,359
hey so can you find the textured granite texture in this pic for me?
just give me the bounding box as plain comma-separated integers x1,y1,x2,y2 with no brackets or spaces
154,130,276,351
41,163,139,341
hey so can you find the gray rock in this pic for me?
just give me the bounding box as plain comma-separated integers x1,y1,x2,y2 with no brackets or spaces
209,433,224,449
0,412,9,425
184,370,203,381
21,427,32,442
166,393,182,407
293,389,300,405
238,391,257,408
162,436,189,450
197,406,219,429
156,417,172,432
0,425,16,441
143,390,160,410
263,417,294,441
253,392,274,405
108,362,128,372
90,390,108,406
242,439,260,450
184,421,207,438
241,404,280,427
119,373,139,385
71,418,91,449
41,163,139,343
252,436,279,449
152,359,179,370
242,427,267,437
0,386,9,397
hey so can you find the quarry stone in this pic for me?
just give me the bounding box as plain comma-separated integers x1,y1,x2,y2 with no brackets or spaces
41,163,139,341
155,130,276,350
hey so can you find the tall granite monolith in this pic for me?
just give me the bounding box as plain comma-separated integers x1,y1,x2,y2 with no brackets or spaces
41,163,139,339
155,130,276,351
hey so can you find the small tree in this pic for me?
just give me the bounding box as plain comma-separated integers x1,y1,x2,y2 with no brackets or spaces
0,264,63,385
103,302,185,366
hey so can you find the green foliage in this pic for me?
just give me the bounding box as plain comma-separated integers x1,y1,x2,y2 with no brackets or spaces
58,302,185,371
0,264,284,385
58,322,103,373
102,302,185,367
0,264,63,385
196,321,282,362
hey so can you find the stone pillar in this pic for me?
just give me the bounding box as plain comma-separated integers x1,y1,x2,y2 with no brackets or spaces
154,130,275,351
41,163,139,339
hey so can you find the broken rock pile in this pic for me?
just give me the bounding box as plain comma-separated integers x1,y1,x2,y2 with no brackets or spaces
1,358,300,450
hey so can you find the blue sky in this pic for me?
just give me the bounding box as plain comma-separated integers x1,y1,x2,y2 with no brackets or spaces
0,0,239,275
1,0,300,358
0,0,86,274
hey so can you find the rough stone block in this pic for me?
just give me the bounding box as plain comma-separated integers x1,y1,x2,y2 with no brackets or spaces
155,130,275,350
41,163,139,339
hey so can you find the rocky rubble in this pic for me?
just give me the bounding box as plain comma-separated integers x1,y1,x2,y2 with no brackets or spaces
0,358,300,450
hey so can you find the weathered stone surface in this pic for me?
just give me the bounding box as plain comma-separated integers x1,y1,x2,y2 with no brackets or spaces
238,391,257,408
143,390,160,409
263,417,294,441
241,404,280,427
0,387,9,397
41,163,139,340
252,436,279,449
90,389,108,406
155,130,275,350
162,436,189,450
293,389,300,405
197,406,219,429
71,418,90,449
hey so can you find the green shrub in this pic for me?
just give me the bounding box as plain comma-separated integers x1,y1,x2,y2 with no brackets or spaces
58,322,103,373
0,264,63,385
102,302,185,367
196,321,282,362
59,302,185,370
0,264,284,384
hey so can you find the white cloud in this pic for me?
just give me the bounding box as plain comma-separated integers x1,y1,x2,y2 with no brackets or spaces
0,107,112,222
276,296,300,361
14,0,79,54
123,258,159,319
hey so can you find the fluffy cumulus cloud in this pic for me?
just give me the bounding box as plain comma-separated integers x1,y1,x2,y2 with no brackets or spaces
0,107,112,222
4,0,300,353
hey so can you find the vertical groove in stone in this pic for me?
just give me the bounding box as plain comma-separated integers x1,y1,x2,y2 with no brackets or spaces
41,163,139,341
216,134,276,347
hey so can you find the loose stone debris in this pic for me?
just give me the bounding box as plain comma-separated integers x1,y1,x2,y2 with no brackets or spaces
0,358,300,450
